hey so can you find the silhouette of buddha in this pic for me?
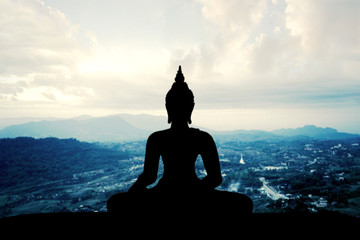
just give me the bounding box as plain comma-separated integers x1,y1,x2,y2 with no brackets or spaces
107,66,253,217
127,66,222,192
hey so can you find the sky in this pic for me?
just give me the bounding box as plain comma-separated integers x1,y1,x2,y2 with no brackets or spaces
0,0,359,133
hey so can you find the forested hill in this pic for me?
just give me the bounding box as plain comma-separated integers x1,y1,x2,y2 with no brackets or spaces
0,137,129,189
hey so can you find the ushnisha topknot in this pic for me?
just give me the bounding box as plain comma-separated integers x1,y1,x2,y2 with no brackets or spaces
167,65,193,97
175,65,185,82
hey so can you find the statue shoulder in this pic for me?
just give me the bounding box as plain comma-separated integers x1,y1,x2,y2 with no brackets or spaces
148,129,170,140
190,128,214,141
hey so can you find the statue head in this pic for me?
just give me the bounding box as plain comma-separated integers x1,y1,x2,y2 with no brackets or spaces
165,66,195,124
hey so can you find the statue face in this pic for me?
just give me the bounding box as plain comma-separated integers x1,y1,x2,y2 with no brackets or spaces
166,102,194,124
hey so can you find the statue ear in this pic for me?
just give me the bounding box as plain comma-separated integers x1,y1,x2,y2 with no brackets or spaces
187,103,194,124
166,104,171,124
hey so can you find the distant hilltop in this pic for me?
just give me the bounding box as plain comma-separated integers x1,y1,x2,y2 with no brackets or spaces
211,125,360,142
0,114,168,142
272,125,339,137
0,114,359,142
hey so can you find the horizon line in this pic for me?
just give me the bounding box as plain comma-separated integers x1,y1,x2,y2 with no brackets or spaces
0,112,359,135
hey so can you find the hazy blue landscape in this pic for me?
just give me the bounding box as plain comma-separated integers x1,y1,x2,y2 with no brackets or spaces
0,114,360,218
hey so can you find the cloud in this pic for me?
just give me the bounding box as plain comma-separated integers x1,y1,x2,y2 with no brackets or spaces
166,0,269,87
0,0,86,104
0,0,81,74
285,0,360,50
176,0,360,110
284,0,360,80
199,0,266,35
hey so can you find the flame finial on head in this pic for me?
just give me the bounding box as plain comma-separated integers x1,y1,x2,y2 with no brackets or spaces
175,65,185,82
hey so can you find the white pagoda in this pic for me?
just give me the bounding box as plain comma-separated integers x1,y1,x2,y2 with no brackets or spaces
239,154,245,164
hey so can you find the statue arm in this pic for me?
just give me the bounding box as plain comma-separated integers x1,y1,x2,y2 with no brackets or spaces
199,132,222,190
129,133,160,192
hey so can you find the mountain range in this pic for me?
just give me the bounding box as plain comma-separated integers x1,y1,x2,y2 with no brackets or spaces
0,114,167,142
0,114,359,142
211,125,360,143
